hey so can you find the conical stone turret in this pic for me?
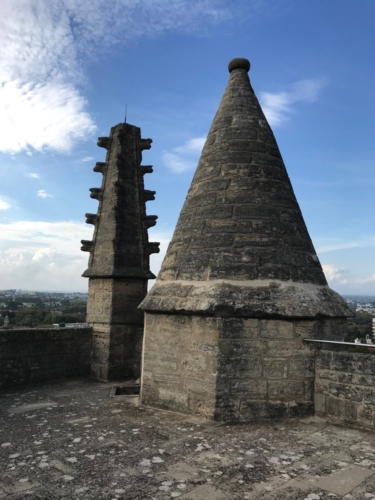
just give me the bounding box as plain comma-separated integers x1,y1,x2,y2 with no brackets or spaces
141,58,350,317
140,58,353,422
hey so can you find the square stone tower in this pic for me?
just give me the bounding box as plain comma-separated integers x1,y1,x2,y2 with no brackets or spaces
82,122,159,381
139,58,354,422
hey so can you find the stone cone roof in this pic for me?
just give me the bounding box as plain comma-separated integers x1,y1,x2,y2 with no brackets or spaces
141,58,353,318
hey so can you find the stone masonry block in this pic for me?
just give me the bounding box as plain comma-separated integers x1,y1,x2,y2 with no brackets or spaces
215,396,241,422
337,372,375,387
259,319,294,339
357,404,374,428
326,396,357,421
180,353,207,372
362,387,375,405
218,318,258,339
288,355,315,378
315,369,338,382
219,339,266,357
158,388,188,408
147,357,177,371
217,356,263,379
185,376,218,398
316,351,333,370
268,380,305,402
231,379,267,398
240,401,289,421
190,340,220,356
314,393,326,415
328,382,364,403
295,320,320,339
266,340,311,357
263,358,288,379
153,371,181,386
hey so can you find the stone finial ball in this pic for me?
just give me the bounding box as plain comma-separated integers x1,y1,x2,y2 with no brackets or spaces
228,57,251,73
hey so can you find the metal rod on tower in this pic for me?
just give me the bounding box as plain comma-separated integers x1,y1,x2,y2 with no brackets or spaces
124,104,127,124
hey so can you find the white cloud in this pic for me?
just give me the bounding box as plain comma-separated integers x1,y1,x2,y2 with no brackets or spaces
0,220,93,291
0,220,170,292
148,229,173,283
260,78,326,126
0,198,11,210
322,264,351,286
0,80,96,154
322,263,375,294
79,156,94,163
0,0,235,155
37,190,52,198
163,136,206,173
316,237,375,254
317,241,361,253
27,173,40,179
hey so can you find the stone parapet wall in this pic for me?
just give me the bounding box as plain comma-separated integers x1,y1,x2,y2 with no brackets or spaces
315,350,375,430
0,327,92,390
141,314,345,422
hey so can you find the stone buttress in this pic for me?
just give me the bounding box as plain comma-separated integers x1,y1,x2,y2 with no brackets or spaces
139,58,354,422
82,122,159,381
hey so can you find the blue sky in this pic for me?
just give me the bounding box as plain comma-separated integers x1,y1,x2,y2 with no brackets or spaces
0,0,374,294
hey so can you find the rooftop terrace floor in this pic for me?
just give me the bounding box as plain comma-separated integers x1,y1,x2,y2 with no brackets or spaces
1,379,375,500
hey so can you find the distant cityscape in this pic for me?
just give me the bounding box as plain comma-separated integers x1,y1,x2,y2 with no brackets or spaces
0,289,88,328
0,290,374,335
343,295,375,315
0,290,373,311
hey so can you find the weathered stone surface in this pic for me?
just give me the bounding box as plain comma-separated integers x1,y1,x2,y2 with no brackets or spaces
5,380,373,500
141,314,323,422
140,58,352,318
140,57,352,421
0,328,92,390
82,122,158,381
142,280,353,318
315,350,375,430
82,123,158,279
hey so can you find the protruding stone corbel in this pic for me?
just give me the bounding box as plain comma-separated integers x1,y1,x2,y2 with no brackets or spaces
97,137,110,149
89,188,102,200
143,190,156,202
93,162,107,173
85,213,99,225
144,215,158,228
139,138,152,151
81,240,94,252
146,242,160,255
140,165,153,175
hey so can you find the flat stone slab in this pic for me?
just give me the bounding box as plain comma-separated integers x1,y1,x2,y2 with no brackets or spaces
1,378,375,499
179,484,227,499
291,465,375,496
312,465,374,495
8,401,58,414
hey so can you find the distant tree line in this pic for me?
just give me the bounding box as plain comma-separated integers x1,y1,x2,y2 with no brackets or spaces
0,301,87,328
345,312,374,342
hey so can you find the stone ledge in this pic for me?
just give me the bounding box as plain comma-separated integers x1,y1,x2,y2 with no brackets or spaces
141,279,353,318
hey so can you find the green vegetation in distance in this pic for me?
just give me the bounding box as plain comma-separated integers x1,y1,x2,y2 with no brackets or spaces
0,300,87,328
345,311,373,343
